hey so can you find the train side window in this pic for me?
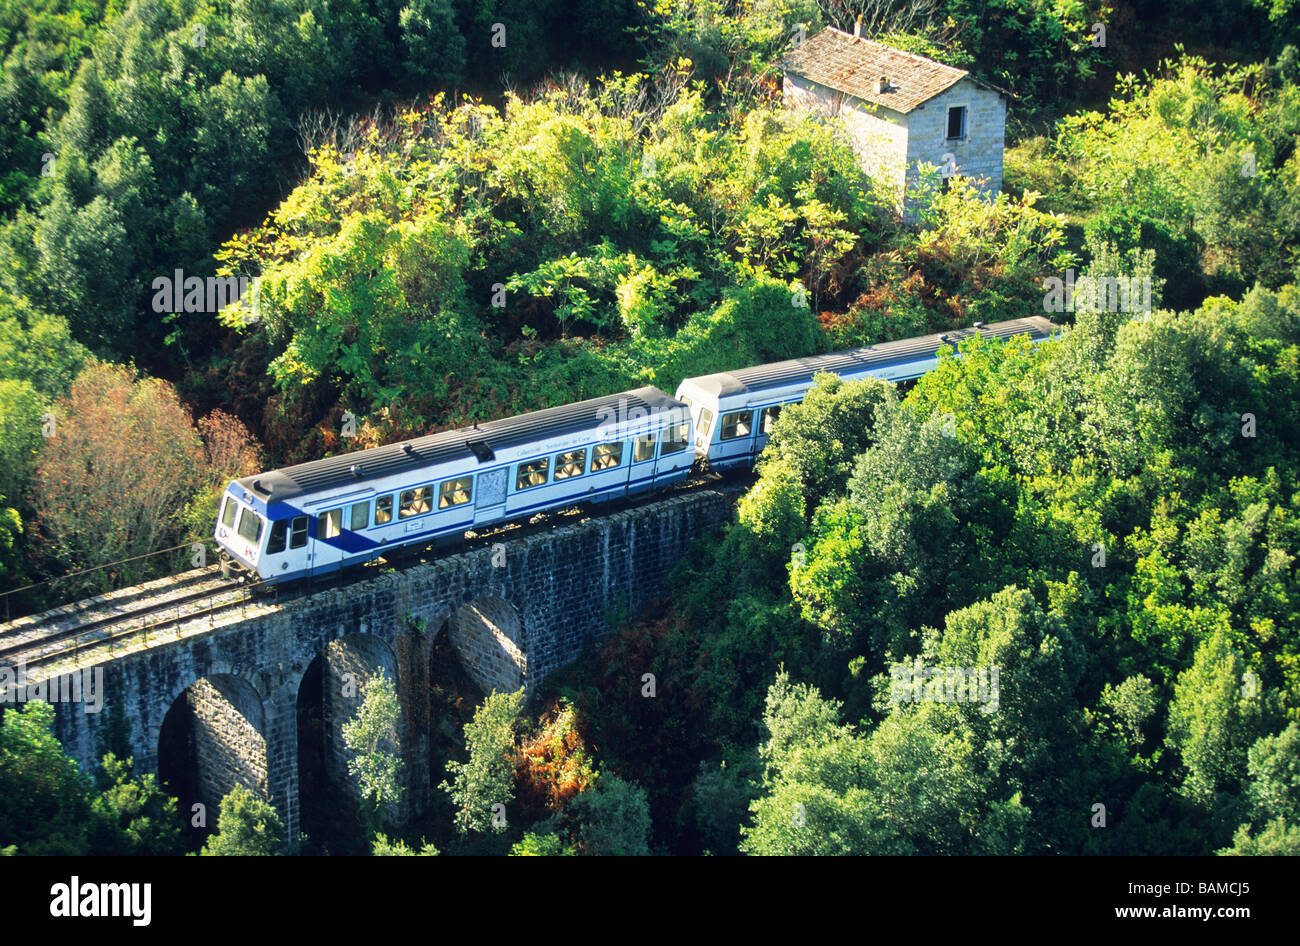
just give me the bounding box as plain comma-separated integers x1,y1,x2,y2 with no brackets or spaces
375,495,393,525
516,458,549,490
760,405,781,435
400,486,432,518
289,516,308,549
592,442,622,470
439,476,473,508
221,497,238,528
350,501,369,530
698,408,714,439
633,435,655,463
267,519,287,555
554,449,587,479
720,410,753,441
679,395,694,413
237,507,263,543
660,422,689,455
318,508,343,539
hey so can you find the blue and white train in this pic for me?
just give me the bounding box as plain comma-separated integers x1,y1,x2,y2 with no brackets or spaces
215,316,1058,582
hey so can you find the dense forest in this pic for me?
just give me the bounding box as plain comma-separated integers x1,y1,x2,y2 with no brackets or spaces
1,0,1299,855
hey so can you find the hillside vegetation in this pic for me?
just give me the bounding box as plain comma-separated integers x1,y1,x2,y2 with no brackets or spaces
1,0,1299,855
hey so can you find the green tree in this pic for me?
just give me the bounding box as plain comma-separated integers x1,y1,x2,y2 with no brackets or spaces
690,752,761,855
1221,722,1300,853
199,785,284,856
399,0,466,86
0,700,92,855
922,585,1088,851
87,753,184,856
341,668,404,836
1167,630,1267,808
372,833,439,855
564,774,653,855
510,829,576,856
755,372,897,516
740,671,875,856
441,688,525,835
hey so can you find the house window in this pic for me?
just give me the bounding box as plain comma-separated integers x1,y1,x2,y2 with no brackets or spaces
946,106,967,140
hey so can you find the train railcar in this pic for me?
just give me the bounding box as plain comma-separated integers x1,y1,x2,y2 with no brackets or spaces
674,316,1060,472
215,386,693,582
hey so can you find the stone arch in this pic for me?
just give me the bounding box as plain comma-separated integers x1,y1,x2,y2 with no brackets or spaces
295,633,401,851
157,673,269,840
448,596,526,694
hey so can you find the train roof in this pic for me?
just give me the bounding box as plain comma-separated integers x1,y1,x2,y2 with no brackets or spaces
236,386,680,504
683,317,1059,398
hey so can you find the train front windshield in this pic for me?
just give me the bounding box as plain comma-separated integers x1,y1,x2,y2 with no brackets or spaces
218,493,266,560
235,506,263,544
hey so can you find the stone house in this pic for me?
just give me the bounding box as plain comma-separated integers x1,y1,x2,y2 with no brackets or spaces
782,22,1007,215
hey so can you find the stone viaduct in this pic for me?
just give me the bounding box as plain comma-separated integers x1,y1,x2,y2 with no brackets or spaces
37,486,739,846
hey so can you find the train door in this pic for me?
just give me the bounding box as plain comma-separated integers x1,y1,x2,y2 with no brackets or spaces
695,405,715,461
655,415,691,485
753,404,782,459
309,505,346,576
474,468,508,526
629,432,657,495
715,407,759,470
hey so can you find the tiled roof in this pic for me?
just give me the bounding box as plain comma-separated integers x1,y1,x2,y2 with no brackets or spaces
782,28,975,113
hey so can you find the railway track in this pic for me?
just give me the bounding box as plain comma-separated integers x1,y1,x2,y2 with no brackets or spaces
0,471,746,676
0,569,268,673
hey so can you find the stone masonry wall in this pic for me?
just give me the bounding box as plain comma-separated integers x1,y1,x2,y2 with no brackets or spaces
187,676,269,816
903,77,1006,203
449,598,526,695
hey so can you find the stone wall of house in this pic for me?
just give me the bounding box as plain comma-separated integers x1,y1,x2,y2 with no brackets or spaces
903,77,1006,202
783,73,910,202
783,72,1005,215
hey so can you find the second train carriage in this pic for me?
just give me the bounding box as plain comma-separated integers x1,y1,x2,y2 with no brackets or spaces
215,386,694,581
674,316,1059,472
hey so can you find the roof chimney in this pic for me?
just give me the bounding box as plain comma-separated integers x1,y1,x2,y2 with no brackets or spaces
878,75,889,93
853,15,863,38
